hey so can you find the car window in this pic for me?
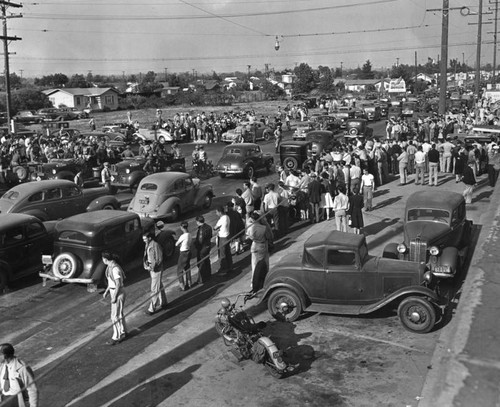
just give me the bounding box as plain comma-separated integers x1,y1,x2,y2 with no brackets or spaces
2,191,19,200
26,222,45,238
140,183,158,191
3,226,24,246
451,202,465,226
28,191,43,202
173,179,184,191
407,209,450,223
104,224,124,244
44,188,61,201
58,230,87,244
124,219,140,233
327,250,356,267
225,148,241,155
184,178,193,190
61,186,81,198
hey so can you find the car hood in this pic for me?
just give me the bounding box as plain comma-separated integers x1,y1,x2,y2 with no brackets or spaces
404,222,450,244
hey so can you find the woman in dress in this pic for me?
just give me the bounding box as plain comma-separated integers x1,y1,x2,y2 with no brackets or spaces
320,172,334,220
347,185,364,234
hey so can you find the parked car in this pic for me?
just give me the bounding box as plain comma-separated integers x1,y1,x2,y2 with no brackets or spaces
128,172,214,222
306,130,339,155
331,107,355,128
37,108,66,122
134,127,188,143
279,140,312,171
309,115,341,133
383,191,472,279
215,143,274,179
27,159,102,187
402,101,418,118
293,122,313,141
344,119,374,140
0,213,55,292
58,107,88,119
0,180,120,221
13,110,44,124
259,230,444,333
110,155,186,191
362,104,381,121
221,122,273,143
40,211,164,292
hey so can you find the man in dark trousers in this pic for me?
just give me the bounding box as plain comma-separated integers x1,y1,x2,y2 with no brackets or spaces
194,215,213,284
308,172,322,223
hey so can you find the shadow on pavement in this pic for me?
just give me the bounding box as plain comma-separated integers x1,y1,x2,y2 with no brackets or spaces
372,196,402,211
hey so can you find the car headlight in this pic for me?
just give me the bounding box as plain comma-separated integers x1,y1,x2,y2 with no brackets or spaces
125,169,130,174
429,246,439,256
52,169,57,174
397,243,407,253
423,271,432,283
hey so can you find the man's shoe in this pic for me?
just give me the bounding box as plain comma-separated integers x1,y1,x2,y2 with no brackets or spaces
106,339,119,346
144,310,155,316
161,303,168,310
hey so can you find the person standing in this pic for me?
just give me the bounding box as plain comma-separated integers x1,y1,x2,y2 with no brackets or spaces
397,147,408,185
142,232,167,315
462,161,477,204
246,211,273,292
214,206,232,274
442,137,455,173
101,161,112,191
89,117,96,131
262,183,281,235
332,185,349,232
241,182,254,214
0,343,38,407
487,144,500,187
350,161,362,195
226,201,245,255
194,215,213,284
414,145,426,185
250,177,263,211
428,143,440,186
308,172,321,223
175,222,192,290
347,185,364,234
360,168,375,211
102,251,127,345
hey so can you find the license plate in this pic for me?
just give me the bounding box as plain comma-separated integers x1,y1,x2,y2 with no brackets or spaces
42,255,53,265
139,199,148,205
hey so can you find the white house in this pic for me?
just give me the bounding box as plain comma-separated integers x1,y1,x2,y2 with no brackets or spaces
42,87,120,111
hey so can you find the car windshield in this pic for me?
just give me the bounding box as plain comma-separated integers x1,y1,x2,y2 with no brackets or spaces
140,183,158,191
2,191,19,200
364,107,375,112
407,208,450,223
348,121,363,127
58,230,87,244
223,148,242,156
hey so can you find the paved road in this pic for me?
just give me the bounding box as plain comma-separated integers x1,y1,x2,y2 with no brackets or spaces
2,118,493,406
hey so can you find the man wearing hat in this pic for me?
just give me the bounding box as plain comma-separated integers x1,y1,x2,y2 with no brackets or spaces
0,343,38,407
308,172,321,223
101,162,112,191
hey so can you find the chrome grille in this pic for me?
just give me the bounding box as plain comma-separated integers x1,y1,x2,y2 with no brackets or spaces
409,238,427,263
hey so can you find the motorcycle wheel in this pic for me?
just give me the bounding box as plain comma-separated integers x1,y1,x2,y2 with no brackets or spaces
264,356,286,379
215,321,226,337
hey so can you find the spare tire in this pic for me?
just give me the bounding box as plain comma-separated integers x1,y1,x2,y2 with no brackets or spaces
283,157,298,170
13,166,28,181
53,253,80,279
349,128,359,136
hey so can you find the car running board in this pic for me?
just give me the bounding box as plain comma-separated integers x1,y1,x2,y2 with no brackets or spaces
305,303,367,316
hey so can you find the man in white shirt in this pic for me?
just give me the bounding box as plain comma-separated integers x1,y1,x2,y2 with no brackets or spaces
214,206,232,273
414,145,427,185
350,163,362,195
285,170,301,189
360,168,375,211
175,222,192,290
332,185,350,232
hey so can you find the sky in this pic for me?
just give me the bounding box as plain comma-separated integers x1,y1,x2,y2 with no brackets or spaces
5,0,491,78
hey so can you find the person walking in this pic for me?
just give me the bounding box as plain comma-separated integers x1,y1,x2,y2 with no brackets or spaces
462,161,477,204
332,185,349,232
246,211,273,293
214,206,233,274
428,143,440,186
0,343,38,407
360,168,375,211
347,185,364,234
102,251,127,345
175,222,192,290
194,215,213,284
142,231,167,315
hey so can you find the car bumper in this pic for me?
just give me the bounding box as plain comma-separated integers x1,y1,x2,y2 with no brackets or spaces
216,169,244,175
39,269,95,285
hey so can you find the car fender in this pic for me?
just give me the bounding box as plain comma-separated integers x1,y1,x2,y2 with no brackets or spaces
258,279,309,308
21,210,49,222
360,285,441,315
129,170,147,187
55,170,75,181
157,196,182,217
382,242,399,259
439,246,459,270
194,187,214,206
86,195,119,211
0,261,12,279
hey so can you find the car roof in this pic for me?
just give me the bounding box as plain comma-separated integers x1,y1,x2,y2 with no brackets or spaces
406,191,464,211
307,130,334,136
224,143,258,149
139,171,189,186
281,140,312,147
305,230,365,250
5,179,76,195
55,210,137,233
0,213,39,230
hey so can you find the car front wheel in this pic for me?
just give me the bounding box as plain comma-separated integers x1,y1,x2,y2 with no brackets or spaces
170,205,180,222
245,165,255,179
268,289,303,322
397,297,436,334
202,194,212,209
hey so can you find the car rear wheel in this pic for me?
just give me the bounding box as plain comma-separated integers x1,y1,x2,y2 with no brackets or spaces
268,289,303,322
53,253,80,279
263,131,271,141
102,203,115,210
159,136,165,143
202,194,213,209
245,166,255,179
170,205,180,222
398,297,436,334
283,157,298,171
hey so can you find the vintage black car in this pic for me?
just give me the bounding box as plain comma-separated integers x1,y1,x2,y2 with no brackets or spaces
27,158,102,187
0,214,55,292
215,143,274,179
40,211,164,291
259,231,442,333
383,191,472,279
344,119,374,140
331,107,355,128
110,155,186,190
362,104,381,121
309,115,341,133
279,140,312,171
13,110,44,124
306,130,340,155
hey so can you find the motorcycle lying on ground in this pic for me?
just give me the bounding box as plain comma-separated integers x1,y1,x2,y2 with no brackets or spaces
215,293,288,378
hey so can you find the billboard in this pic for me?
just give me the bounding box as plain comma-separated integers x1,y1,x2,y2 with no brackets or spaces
388,77,406,93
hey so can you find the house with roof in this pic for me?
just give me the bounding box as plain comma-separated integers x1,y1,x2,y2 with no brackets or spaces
42,87,121,111
342,78,389,92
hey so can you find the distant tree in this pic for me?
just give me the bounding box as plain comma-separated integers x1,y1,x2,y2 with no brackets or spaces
12,88,51,112
34,73,69,88
390,64,413,84
293,63,317,93
317,65,335,92
262,80,285,98
359,60,375,79
211,71,222,81
67,74,91,88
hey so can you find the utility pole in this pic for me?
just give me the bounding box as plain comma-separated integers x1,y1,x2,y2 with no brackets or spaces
492,0,499,86
340,61,343,78
19,68,22,79
438,0,449,115
247,64,251,79
164,67,168,82
476,0,483,99
396,57,399,67
0,1,22,134
414,51,418,92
